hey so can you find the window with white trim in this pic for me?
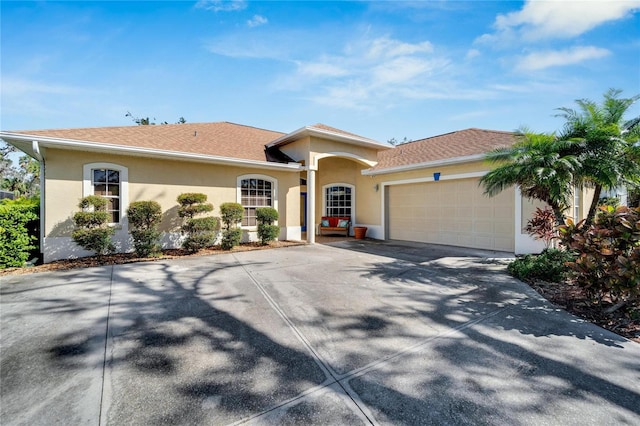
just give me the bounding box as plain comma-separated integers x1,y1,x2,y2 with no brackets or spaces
92,168,121,223
83,162,128,226
240,177,274,227
324,185,352,217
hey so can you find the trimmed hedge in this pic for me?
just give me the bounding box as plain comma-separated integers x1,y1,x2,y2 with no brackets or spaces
177,193,216,252
256,207,279,245
72,196,114,255
127,201,163,257
220,202,244,250
0,198,39,268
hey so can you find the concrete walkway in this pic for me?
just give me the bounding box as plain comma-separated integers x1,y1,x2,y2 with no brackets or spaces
1,241,639,425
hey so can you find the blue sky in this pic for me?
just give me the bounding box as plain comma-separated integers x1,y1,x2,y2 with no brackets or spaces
2,0,639,142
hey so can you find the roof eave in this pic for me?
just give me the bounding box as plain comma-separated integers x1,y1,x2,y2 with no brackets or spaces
0,132,302,172
267,126,390,150
362,153,487,176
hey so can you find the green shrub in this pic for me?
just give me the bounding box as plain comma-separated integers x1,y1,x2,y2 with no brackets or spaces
558,206,640,304
182,217,217,252
220,202,244,250
0,199,39,268
72,196,114,255
257,224,280,245
221,228,242,250
177,193,216,252
256,207,279,245
127,201,163,257
220,202,244,228
508,248,575,283
71,228,115,255
177,193,208,205
256,207,279,225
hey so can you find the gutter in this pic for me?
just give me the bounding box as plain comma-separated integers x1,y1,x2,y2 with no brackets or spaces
362,153,486,176
0,132,303,172
31,140,45,259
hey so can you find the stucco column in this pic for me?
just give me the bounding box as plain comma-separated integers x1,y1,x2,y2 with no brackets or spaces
307,167,316,244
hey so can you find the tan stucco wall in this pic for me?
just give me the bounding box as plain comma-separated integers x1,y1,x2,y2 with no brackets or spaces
44,149,300,237
279,137,311,164
314,156,381,225
309,137,381,165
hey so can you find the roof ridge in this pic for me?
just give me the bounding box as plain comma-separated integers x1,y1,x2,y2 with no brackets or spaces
397,128,515,146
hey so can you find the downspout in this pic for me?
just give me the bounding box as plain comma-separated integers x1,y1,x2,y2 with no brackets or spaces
32,141,45,261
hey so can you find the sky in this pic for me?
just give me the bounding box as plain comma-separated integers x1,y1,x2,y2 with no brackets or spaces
1,0,639,143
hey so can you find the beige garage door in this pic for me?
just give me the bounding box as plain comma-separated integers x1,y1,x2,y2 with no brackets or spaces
387,178,515,251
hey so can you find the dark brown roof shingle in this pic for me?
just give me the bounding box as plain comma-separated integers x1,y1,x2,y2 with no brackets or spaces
371,128,517,170
11,122,285,162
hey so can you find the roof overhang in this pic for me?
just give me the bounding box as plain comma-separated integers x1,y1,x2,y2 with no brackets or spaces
267,126,390,151
0,132,303,172
362,153,486,176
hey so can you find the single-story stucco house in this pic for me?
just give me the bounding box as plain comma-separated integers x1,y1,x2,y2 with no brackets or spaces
1,122,592,263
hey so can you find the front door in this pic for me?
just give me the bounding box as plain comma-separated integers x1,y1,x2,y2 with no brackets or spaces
300,192,307,232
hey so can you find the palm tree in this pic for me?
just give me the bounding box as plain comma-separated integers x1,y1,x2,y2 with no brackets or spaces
480,131,581,225
556,88,640,225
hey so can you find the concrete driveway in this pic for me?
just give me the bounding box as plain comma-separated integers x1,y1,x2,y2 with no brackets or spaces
1,240,639,425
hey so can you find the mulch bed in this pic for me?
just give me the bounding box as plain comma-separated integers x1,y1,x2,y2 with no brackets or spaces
2,242,638,344
0,240,305,276
529,279,640,344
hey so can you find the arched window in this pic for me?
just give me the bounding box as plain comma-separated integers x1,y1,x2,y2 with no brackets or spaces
83,162,128,225
237,174,277,227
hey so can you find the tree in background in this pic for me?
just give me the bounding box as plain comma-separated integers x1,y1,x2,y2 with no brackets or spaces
555,88,640,225
126,111,186,125
0,144,40,198
481,89,639,227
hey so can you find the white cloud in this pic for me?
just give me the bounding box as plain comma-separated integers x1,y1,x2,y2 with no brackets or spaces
1,76,82,96
195,0,246,12
275,36,452,107
366,37,433,59
465,49,481,60
479,0,639,43
516,46,611,71
296,61,348,78
247,15,268,28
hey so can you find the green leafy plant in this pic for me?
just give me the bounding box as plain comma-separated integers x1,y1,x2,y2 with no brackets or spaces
256,207,279,245
558,206,640,306
0,197,39,268
508,248,575,283
597,196,620,208
72,195,115,255
220,202,243,250
525,206,557,249
127,201,162,257
177,193,216,252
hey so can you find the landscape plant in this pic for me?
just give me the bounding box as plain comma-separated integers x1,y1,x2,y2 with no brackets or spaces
558,205,640,309
256,207,279,245
177,193,217,252
0,197,39,268
524,206,557,249
127,200,163,257
219,202,243,250
507,248,575,283
72,195,115,255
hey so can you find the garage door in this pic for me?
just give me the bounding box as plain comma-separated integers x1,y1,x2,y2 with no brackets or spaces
387,178,515,251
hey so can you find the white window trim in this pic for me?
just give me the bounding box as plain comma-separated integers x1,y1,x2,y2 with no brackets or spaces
83,162,129,229
322,182,355,221
237,174,278,229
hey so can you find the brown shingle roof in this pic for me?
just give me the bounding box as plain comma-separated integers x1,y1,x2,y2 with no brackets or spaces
10,122,285,162
371,128,517,171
